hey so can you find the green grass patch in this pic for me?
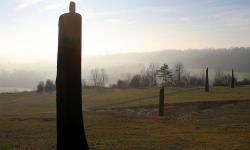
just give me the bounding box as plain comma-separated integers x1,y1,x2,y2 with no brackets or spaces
0,86,250,149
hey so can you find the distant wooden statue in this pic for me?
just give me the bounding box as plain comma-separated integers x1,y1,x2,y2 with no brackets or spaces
56,1,89,149
205,67,209,92
231,69,235,88
159,86,164,116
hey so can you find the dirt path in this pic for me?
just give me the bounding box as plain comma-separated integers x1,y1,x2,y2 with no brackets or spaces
89,100,249,118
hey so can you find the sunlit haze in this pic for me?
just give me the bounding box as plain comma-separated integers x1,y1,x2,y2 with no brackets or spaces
1,0,250,64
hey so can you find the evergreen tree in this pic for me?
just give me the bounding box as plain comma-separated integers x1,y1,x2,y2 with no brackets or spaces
37,81,44,93
45,79,56,93
157,64,173,86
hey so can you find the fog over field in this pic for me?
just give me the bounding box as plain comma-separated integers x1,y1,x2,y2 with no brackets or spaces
0,48,250,90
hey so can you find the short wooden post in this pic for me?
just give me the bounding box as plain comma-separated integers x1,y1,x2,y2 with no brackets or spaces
159,86,165,116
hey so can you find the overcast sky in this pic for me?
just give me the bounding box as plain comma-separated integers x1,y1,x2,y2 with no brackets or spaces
0,0,250,64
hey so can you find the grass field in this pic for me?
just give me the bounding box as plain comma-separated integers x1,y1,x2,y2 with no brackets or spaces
0,86,250,149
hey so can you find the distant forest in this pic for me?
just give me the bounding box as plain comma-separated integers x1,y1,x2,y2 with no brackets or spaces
0,47,250,89
86,47,250,72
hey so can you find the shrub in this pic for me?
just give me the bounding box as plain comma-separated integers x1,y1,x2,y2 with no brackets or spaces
117,80,130,89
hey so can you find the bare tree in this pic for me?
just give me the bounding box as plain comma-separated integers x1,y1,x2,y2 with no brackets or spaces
100,68,108,87
90,68,100,87
137,63,159,87
90,68,109,88
140,67,150,87
147,63,159,87
174,62,184,85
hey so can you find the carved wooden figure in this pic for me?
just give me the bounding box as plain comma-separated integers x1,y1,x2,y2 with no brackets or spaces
205,67,209,92
56,2,89,149
231,69,235,88
159,86,165,116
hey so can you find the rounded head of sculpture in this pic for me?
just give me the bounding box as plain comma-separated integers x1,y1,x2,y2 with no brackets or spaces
69,1,75,13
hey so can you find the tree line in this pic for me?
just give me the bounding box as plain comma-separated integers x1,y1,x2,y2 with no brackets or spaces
110,62,204,89
37,79,56,93
37,62,250,92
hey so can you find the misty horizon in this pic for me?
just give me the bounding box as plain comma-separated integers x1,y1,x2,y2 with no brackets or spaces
1,46,250,65
1,48,250,90
1,0,250,91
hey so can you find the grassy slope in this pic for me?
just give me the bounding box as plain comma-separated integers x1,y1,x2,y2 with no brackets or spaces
84,86,250,108
0,86,250,149
86,102,250,150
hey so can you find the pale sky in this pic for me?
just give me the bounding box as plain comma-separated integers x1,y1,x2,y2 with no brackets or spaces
0,0,250,63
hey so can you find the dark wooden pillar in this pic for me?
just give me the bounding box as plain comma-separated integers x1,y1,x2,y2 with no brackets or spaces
231,69,235,88
205,67,209,92
159,86,165,116
56,2,89,150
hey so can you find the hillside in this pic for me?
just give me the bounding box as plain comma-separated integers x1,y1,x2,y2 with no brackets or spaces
0,47,250,89
84,47,250,72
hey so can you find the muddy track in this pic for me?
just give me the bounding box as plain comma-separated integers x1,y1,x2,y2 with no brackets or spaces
89,99,250,118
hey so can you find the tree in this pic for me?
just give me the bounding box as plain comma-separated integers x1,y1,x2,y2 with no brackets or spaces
100,69,108,87
188,76,204,87
214,69,226,86
139,63,159,87
37,81,44,93
237,78,250,86
82,79,86,88
90,68,108,88
140,68,150,87
90,68,100,87
213,69,237,87
117,80,129,89
174,62,184,85
180,71,204,87
157,64,173,86
44,79,56,93
130,74,141,88
147,63,159,87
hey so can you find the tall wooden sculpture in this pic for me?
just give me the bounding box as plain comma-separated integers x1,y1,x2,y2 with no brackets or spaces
56,2,89,149
159,86,165,116
205,67,209,92
231,69,235,88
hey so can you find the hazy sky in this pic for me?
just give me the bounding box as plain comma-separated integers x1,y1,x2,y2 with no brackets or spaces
1,0,250,63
